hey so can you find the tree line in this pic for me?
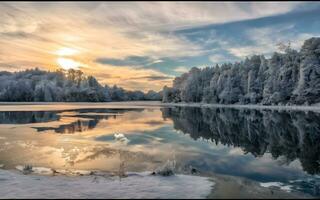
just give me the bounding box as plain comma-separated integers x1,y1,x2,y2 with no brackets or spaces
162,37,320,105
0,68,162,102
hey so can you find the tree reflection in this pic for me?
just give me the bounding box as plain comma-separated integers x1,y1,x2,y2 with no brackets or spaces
161,107,320,175
0,111,60,124
33,108,144,134
34,117,105,134
0,108,144,134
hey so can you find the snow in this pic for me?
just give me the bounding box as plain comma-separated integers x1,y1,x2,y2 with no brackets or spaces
0,169,214,199
114,133,130,145
0,101,162,111
161,102,320,112
0,69,162,102
0,101,319,113
16,165,55,175
260,182,293,192
15,165,94,176
162,39,320,106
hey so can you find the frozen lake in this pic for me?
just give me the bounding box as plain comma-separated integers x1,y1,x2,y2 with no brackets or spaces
0,102,319,198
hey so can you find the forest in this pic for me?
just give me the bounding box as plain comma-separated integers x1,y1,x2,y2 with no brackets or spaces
162,37,320,105
0,68,162,102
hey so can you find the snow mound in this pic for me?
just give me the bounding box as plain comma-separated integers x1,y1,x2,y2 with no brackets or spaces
0,169,213,199
114,133,130,145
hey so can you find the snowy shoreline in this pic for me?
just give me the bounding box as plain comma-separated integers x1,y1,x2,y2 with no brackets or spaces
160,102,320,112
0,167,308,199
0,101,319,112
0,169,213,199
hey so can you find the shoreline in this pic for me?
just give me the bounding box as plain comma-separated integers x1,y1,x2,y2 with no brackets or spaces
161,102,320,112
0,101,319,112
0,168,307,199
0,168,213,199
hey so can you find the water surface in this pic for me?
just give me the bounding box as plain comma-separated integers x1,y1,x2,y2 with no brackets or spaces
0,103,319,197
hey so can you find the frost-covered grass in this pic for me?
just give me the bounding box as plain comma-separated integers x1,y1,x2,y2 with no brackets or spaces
0,169,213,199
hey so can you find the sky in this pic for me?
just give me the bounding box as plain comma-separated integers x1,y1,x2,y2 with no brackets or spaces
0,2,320,91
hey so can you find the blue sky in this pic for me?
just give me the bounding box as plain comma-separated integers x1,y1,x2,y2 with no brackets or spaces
1,2,320,90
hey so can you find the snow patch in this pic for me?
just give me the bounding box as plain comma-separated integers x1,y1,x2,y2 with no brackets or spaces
260,182,293,192
0,169,213,199
15,165,25,172
32,167,55,175
15,165,93,176
70,170,93,176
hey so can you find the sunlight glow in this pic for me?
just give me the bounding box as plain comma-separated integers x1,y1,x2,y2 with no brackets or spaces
57,58,81,70
55,47,79,56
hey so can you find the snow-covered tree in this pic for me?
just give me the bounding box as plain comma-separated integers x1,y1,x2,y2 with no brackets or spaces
163,37,320,106
0,68,159,102
292,37,320,104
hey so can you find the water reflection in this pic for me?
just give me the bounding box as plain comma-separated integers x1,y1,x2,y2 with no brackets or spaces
34,119,103,134
161,107,320,175
0,111,60,124
0,105,320,197
33,114,119,134
0,108,144,134
1,107,319,175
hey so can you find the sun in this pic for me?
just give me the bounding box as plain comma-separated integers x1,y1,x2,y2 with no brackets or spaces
57,58,81,70
55,47,82,70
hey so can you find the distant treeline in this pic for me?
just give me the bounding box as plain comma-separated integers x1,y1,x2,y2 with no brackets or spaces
0,68,162,102
162,37,320,105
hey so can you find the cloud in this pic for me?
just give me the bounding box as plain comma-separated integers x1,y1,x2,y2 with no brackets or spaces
149,59,163,65
84,2,304,31
209,54,230,64
96,56,151,67
177,5,320,63
174,66,189,73
227,24,320,58
127,75,173,81
0,4,40,34
83,63,173,91
228,46,272,59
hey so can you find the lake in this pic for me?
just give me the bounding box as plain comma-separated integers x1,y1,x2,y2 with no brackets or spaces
0,102,319,197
